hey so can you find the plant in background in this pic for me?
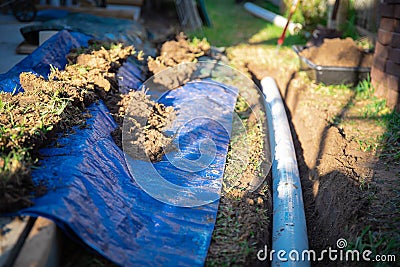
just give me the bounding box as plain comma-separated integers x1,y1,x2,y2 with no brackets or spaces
283,0,328,26
339,0,360,39
355,74,373,99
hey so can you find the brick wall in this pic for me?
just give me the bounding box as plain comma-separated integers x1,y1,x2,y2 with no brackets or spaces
371,1,400,111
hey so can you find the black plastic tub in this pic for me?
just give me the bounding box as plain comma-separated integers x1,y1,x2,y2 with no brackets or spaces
292,45,371,85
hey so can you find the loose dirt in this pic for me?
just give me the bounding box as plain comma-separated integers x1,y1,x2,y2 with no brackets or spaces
117,90,176,162
0,71,93,212
147,33,211,75
299,37,373,67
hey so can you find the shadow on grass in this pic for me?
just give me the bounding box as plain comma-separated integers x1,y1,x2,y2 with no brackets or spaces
191,0,306,47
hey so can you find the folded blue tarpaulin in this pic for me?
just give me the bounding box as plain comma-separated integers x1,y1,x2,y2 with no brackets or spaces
1,30,238,266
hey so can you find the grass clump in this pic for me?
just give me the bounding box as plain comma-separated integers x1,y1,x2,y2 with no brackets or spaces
348,225,399,265
0,82,72,211
378,111,400,162
0,41,135,212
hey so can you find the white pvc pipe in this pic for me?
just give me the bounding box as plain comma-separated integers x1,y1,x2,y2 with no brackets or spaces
244,2,302,34
261,77,309,267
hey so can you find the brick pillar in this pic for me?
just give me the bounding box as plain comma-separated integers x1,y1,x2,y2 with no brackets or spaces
371,1,400,111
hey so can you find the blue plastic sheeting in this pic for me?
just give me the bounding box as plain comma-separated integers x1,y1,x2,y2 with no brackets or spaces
117,57,147,94
0,30,91,93
22,78,237,266
126,80,238,207
35,9,70,21
0,30,239,265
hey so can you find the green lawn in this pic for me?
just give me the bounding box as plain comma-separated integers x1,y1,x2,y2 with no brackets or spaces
191,0,306,47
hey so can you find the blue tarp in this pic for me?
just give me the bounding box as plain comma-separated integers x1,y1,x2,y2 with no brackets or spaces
35,9,71,21
1,30,238,266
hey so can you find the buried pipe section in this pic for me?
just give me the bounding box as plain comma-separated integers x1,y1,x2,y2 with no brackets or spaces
261,77,309,266
244,2,302,35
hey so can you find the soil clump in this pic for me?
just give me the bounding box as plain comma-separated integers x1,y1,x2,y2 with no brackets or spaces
300,37,373,67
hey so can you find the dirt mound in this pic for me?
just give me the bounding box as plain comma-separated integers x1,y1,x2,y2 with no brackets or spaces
300,37,373,67
115,90,176,162
147,33,211,74
55,40,134,95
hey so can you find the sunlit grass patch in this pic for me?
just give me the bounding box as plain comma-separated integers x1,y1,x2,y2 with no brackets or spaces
191,0,306,47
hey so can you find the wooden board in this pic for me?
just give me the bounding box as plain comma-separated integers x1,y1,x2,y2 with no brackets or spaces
105,0,143,6
36,5,138,19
